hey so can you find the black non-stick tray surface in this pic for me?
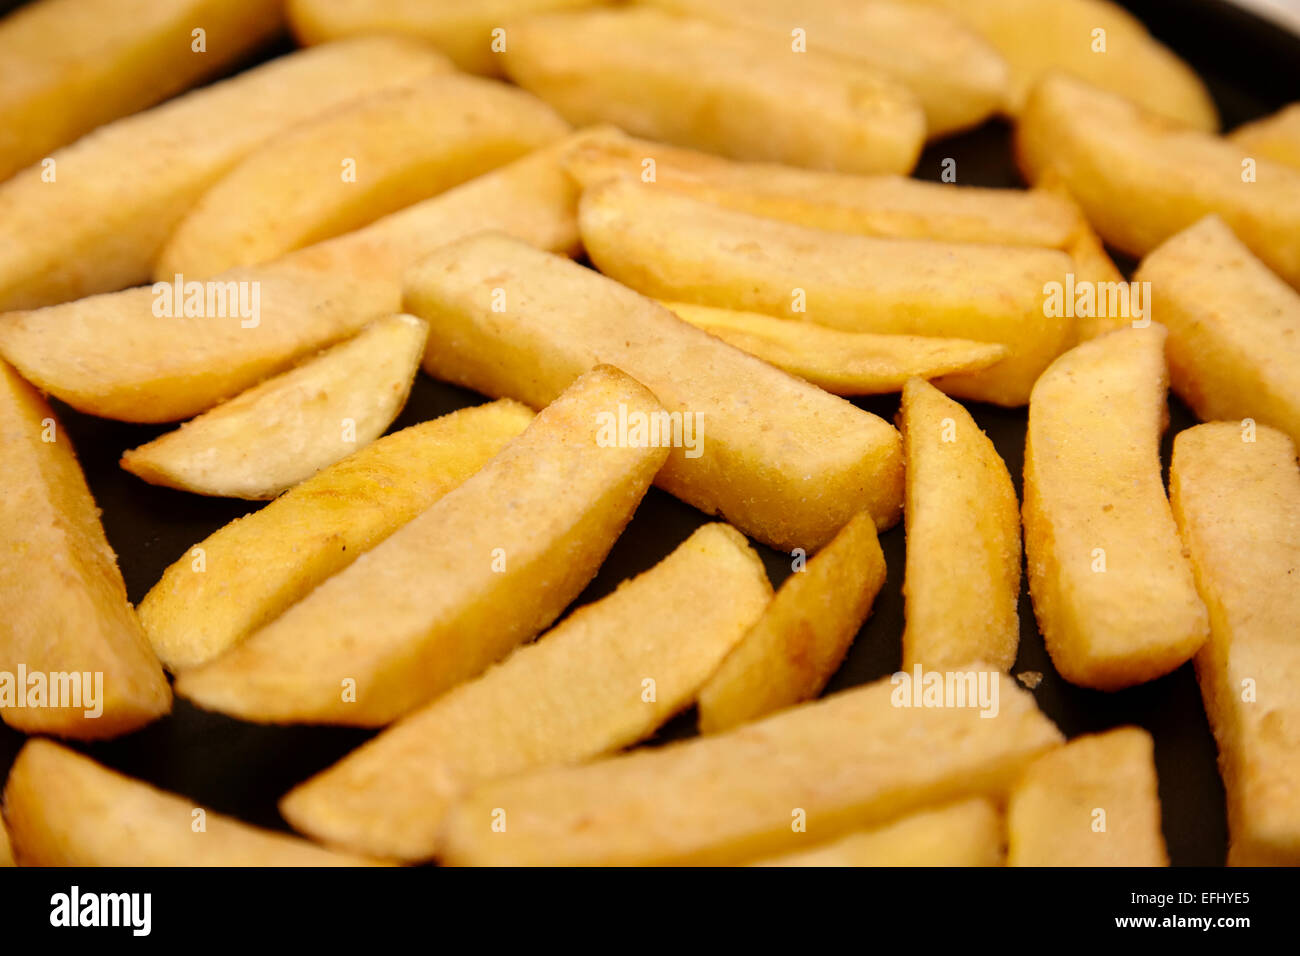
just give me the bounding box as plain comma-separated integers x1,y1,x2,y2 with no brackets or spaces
0,0,1297,869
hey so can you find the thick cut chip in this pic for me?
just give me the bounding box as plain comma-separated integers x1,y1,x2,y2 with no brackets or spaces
901,0,1216,129
563,129,1082,249
0,0,284,182
755,798,1003,867
1023,326,1208,690
1135,216,1300,449
2,741,384,866
140,400,533,672
120,314,428,499
275,128,598,283
438,667,1061,865
696,511,884,733
645,0,1008,138
0,269,397,424
280,523,772,861
405,232,904,550
1230,103,1300,170
0,814,11,867
287,0,605,75
0,37,450,311
900,378,1020,672
580,178,1074,406
1169,423,1300,866
0,361,170,739
176,366,668,725
1016,73,1300,288
1007,727,1168,866
156,74,569,278
501,7,924,175
662,301,1009,396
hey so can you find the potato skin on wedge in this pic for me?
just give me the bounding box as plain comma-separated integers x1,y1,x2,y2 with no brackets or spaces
120,314,428,499
0,0,285,182
1007,727,1168,866
2,740,387,866
1170,423,1300,866
501,7,924,175
755,798,1003,867
696,511,885,733
0,361,170,739
900,378,1020,672
139,400,534,672
1023,326,1208,691
281,523,771,861
662,301,1009,396
176,366,668,725
579,178,1073,407
439,667,1061,865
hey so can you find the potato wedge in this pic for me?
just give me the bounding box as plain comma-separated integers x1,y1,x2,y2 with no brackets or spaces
281,523,772,861
696,511,884,734
405,232,904,550
662,301,1010,396
1033,167,1127,342
1230,103,1300,170
899,378,1020,672
0,268,397,424
275,127,598,284
439,667,1061,865
120,314,427,499
0,813,11,867
755,798,1003,867
580,178,1074,406
501,7,924,175
287,0,605,75
1023,326,1208,690
3,740,385,866
1007,727,1168,866
645,0,1007,138
1135,216,1300,449
902,0,1217,129
156,74,570,278
0,0,284,182
176,366,668,725
0,37,450,311
1169,423,1300,866
562,128,1083,249
1016,73,1300,289
140,400,533,672
0,361,170,739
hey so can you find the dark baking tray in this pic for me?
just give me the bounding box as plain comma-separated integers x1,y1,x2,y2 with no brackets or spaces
1,0,1298,866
